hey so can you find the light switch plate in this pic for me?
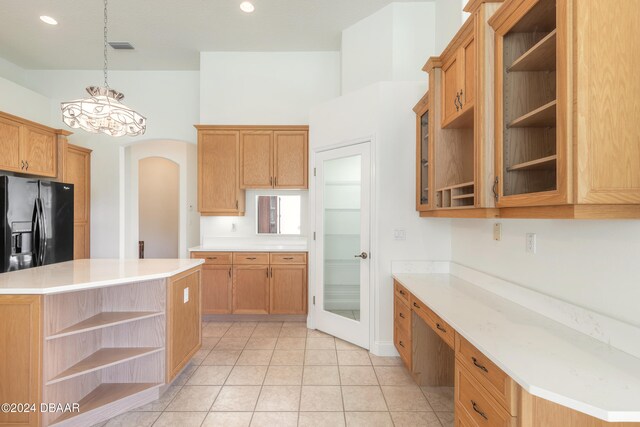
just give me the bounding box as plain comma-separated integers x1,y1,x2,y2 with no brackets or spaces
393,229,406,241
493,223,502,241
183,287,189,303
526,233,537,254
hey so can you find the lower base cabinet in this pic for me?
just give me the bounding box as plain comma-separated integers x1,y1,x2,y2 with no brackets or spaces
192,251,308,315
233,265,270,314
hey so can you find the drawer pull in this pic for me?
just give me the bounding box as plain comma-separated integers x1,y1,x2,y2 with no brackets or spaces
246,257,257,260
207,257,217,260
399,313,405,319
399,340,405,348
436,323,447,333
399,290,406,296
471,400,488,420
413,301,421,309
472,357,489,373
283,257,294,260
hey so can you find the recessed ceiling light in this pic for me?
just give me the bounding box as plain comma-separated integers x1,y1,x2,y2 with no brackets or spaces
40,15,58,25
240,1,255,13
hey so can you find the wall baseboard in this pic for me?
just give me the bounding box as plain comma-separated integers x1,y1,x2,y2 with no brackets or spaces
203,314,307,322
370,340,399,357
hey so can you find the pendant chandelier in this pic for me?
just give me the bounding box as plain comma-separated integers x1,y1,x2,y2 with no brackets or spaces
60,0,146,137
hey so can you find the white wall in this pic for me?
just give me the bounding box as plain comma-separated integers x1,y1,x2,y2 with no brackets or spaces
0,75,52,126
310,81,452,355
24,70,200,258
199,52,341,125
341,3,436,94
139,157,180,258
434,0,465,53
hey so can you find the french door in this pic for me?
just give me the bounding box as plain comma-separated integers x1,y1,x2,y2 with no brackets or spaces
314,142,371,348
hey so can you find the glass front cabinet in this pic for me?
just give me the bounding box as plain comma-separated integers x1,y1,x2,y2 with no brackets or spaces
414,92,431,211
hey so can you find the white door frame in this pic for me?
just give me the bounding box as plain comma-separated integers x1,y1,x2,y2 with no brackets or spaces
308,136,377,350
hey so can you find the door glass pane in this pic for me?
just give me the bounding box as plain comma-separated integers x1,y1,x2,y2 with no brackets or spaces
323,155,361,321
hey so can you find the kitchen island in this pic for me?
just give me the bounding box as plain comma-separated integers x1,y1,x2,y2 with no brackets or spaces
0,259,204,427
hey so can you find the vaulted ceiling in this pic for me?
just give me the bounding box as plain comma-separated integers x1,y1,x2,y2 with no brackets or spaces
0,0,431,70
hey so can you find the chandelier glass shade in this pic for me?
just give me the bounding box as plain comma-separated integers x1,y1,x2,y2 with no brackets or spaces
60,0,146,137
61,86,146,137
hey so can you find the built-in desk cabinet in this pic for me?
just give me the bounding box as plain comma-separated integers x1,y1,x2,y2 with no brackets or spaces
393,279,638,427
191,251,308,315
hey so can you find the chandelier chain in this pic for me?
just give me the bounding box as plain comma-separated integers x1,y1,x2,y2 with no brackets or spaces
103,0,109,88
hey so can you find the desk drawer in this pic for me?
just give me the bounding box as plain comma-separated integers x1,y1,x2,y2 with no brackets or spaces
394,280,410,305
456,363,515,427
456,335,517,415
191,252,232,265
410,295,455,349
270,252,307,265
233,252,270,265
394,324,411,369
394,296,411,333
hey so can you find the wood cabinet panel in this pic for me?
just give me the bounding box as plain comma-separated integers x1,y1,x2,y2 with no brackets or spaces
22,126,57,177
233,266,270,314
64,145,91,222
73,222,90,260
442,55,460,126
240,131,273,189
0,295,42,427
202,265,232,314
191,252,233,265
270,265,307,314
274,131,308,189
167,268,202,382
233,252,270,265
0,117,22,172
462,35,476,108
198,131,244,215
270,252,307,265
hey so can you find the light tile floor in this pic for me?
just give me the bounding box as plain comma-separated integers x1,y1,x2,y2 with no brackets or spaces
95,321,454,427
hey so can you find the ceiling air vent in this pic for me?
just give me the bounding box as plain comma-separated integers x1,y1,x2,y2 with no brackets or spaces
108,41,135,50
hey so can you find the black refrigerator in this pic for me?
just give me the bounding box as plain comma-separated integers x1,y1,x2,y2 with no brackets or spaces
0,176,74,272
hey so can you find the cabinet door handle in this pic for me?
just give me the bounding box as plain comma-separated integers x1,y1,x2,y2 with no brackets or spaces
236,200,239,209
492,176,499,201
399,340,405,348
25,161,29,170
21,160,25,170
413,301,421,309
228,268,231,278
471,400,488,420
399,313,405,319
472,357,489,373
460,89,464,105
274,176,278,186
436,323,447,333
270,176,273,186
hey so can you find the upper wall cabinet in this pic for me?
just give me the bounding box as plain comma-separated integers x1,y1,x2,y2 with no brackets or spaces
417,1,503,218
239,127,309,190
490,0,640,218
197,128,246,216
0,111,69,178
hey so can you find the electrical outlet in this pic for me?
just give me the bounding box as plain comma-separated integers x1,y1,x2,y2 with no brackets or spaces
231,223,237,232
526,233,537,254
393,228,406,241
493,223,502,241
183,287,189,303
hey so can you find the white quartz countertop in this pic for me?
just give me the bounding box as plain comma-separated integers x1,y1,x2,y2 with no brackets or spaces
0,259,204,295
393,273,640,422
190,239,307,252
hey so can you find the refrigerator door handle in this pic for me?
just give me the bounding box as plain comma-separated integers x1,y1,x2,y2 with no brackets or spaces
38,198,47,266
32,200,41,266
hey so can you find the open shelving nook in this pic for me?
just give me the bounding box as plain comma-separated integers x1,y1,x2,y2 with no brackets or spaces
500,0,558,198
43,280,166,426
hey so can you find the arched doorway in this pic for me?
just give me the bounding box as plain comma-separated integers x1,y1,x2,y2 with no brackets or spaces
138,157,179,258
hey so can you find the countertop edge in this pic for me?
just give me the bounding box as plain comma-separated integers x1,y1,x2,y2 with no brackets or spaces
0,259,205,295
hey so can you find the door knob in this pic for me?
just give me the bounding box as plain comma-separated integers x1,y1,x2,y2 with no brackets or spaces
354,252,368,260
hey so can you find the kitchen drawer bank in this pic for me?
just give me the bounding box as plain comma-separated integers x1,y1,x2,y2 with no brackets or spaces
191,251,307,316
0,259,203,427
393,265,640,426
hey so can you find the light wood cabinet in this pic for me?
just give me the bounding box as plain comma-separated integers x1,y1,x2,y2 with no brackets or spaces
240,131,273,188
273,131,308,189
418,2,502,218
233,265,270,314
0,295,42,427
167,267,202,382
0,111,69,178
202,265,232,314
487,0,640,218
197,130,245,216
64,144,92,259
270,264,307,315
192,250,308,315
